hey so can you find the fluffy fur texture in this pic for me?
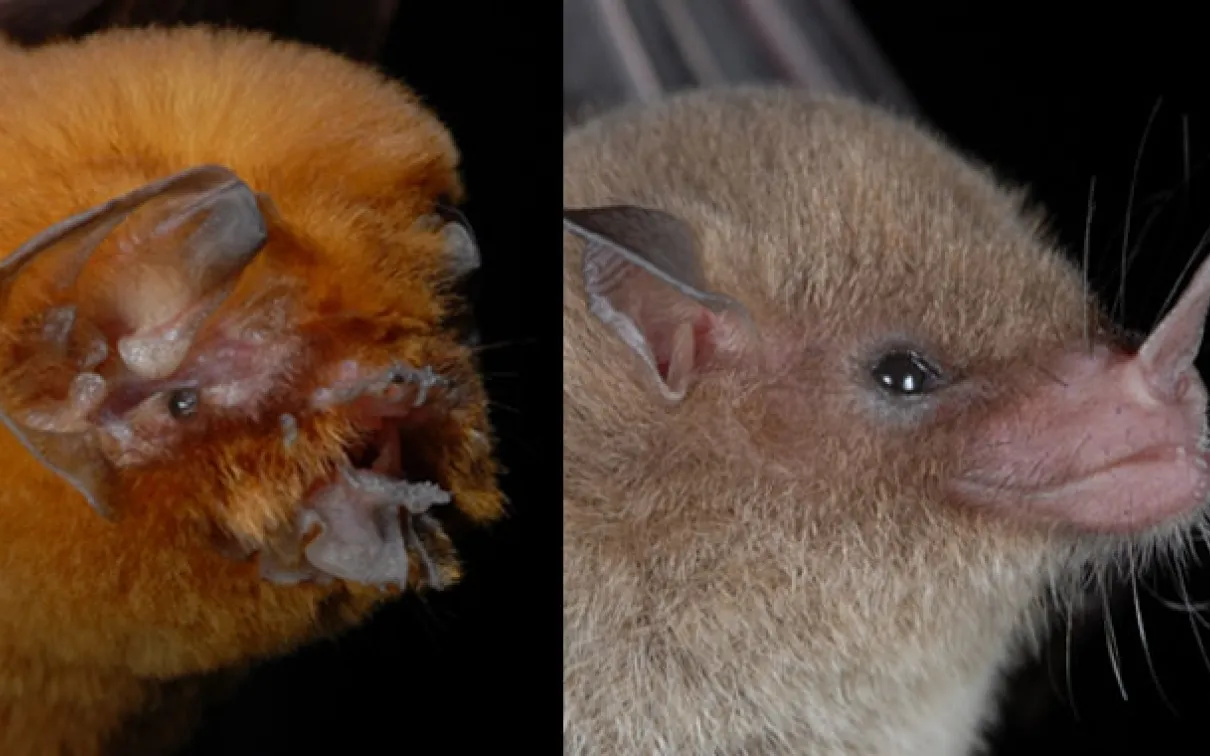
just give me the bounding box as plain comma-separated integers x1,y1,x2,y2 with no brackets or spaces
0,27,500,754
562,87,1201,754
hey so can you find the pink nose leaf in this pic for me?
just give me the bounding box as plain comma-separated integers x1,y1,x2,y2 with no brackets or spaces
1138,253,1210,399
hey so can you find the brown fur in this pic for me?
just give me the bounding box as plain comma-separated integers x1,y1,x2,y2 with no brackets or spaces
562,87,1161,754
0,27,501,754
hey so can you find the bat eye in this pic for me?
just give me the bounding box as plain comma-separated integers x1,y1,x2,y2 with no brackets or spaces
167,387,200,419
870,350,942,396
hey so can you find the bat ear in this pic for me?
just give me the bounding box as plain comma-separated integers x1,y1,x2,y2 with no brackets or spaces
0,165,270,517
0,397,117,519
564,205,756,401
1,164,268,379
433,203,481,279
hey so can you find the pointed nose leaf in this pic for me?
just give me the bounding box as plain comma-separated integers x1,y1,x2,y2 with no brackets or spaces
1139,254,1210,397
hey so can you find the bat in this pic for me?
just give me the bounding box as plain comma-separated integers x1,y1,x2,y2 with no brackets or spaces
0,25,501,755
562,87,1210,755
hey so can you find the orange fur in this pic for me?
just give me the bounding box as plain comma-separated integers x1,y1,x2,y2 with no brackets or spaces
0,26,501,754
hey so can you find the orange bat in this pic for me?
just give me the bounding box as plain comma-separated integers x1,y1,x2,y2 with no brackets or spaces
0,25,501,755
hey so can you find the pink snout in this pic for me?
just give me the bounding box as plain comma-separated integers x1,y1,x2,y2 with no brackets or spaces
953,253,1210,533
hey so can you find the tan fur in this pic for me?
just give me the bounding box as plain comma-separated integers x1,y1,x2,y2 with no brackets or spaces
562,87,1126,754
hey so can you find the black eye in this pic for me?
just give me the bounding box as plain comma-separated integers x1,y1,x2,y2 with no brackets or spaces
167,387,200,419
871,350,942,396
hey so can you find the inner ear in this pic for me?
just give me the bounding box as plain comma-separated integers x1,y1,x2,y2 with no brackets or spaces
563,205,755,400
0,165,271,517
73,167,269,379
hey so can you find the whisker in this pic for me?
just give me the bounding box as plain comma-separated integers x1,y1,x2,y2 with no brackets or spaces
470,337,538,354
1183,113,1192,187
1083,176,1097,351
1027,360,1071,388
1176,570,1210,676
486,400,525,416
1129,548,1176,713
1101,579,1128,700
1144,586,1210,625
1041,565,1066,706
1065,592,1080,720
1153,223,1210,331
1129,111,1205,315
1116,97,1163,324
1121,204,1166,279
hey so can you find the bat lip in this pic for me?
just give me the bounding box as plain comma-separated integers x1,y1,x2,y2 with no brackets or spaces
951,443,1210,534
264,358,472,589
250,413,460,592
344,412,461,530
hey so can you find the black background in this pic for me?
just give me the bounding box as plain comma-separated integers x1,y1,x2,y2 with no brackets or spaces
850,3,1210,754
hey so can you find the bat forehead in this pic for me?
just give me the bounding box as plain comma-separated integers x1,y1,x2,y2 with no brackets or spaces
568,94,1091,342
245,204,452,325
640,191,1089,372
794,234,1090,366
602,193,1090,383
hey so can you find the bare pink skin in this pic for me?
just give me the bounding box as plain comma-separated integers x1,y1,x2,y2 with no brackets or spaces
955,255,1210,533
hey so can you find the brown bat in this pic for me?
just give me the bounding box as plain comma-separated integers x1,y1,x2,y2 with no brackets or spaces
0,25,500,755
562,87,1210,754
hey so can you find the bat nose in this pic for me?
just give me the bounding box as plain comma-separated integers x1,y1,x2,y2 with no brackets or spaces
1137,253,1210,401
1132,350,1205,407
952,342,1210,533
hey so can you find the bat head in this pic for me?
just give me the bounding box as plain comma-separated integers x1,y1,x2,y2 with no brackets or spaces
0,163,499,594
561,88,1210,751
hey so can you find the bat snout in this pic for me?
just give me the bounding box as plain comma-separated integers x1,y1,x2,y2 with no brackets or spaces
251,356,471,592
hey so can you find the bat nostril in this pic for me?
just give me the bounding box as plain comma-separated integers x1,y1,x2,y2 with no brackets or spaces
1155,367,1206,406
1133,356,1196,405
1175,374,1192,400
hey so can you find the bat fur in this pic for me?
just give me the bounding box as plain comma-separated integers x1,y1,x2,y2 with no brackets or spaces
0,25,501,755
562,87,1210,754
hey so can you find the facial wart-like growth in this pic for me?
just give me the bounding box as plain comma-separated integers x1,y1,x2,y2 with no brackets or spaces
562,87,1210,755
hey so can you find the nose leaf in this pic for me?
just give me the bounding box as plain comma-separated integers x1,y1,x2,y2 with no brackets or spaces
1138,254,1210,399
